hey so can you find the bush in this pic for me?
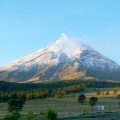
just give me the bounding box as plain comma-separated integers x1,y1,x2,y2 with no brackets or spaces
2,111,20,120
46,108,58,120
40,111,45,115
25,112,37,120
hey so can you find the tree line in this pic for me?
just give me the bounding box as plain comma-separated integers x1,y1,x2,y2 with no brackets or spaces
0,80,120,102
0,81,85,102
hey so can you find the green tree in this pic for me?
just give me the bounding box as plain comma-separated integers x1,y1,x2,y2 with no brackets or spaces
46,108,58,120
78,94,86,105
10,93,18,99
89,97,98,112
7,98,26,112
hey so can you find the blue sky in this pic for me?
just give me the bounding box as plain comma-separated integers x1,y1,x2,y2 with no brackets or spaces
0,0,120,66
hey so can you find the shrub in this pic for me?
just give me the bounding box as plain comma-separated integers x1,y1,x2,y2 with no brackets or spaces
25,112,37,120
2,111,20,120
46,108,58,120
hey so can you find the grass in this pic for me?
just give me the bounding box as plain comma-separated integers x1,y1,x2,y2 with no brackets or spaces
0,96,120,117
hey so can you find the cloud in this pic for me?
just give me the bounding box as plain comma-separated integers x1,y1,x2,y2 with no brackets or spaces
50,33,88,58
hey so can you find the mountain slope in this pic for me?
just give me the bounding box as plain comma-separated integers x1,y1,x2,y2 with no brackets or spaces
0,34,120,82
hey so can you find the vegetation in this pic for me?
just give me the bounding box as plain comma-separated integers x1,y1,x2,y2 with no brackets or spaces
25,112,37,120
46,108,58,120
78,94,86,105
7,97,26,112
1,80,120,102
2,111,20,120
0,94,120,119
89,97,98,112
0,81,86,102
1,108,57,120
0,80,120,119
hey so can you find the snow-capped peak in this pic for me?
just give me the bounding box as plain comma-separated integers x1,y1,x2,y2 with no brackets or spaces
50,33,88,58
0,33,120,82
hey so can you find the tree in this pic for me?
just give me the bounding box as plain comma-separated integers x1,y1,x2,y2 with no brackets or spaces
46,108,58,120
10,93,18,99
78,94,86,105
106,91,110,95
96,90,101,96
26,93,34,100
89,97,98,112
113,89,117,95
7,98,26,112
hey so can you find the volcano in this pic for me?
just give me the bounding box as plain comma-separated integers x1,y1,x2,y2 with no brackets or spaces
0,34,120,83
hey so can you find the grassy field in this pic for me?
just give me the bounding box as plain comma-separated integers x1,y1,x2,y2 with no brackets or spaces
0,87,120,119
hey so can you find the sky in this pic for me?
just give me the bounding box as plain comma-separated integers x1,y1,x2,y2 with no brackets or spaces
0,0,120,66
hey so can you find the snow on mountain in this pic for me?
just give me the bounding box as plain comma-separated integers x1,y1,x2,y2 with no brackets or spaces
50,33,88,58
0,33,120,82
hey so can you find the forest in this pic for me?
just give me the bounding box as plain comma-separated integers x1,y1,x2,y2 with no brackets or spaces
0,80,120,102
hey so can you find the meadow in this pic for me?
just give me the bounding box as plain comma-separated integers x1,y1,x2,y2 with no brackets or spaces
0,87,120,120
